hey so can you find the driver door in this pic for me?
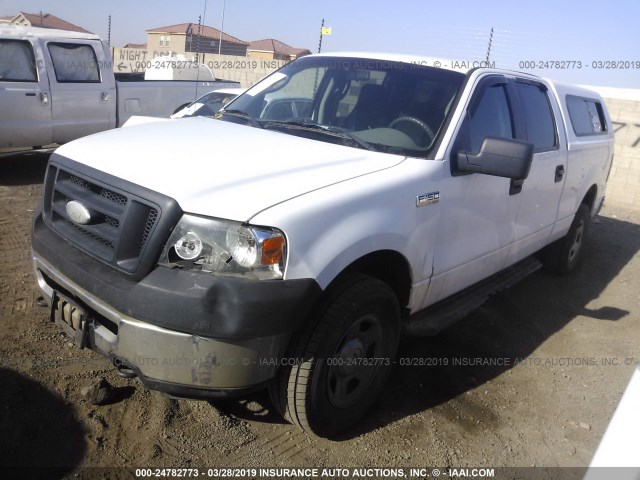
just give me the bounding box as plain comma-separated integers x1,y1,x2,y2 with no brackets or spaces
421,75,523,306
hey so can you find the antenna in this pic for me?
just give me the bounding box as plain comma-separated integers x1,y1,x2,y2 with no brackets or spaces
218,0,225,55
485,27,494,63
194,0,209,101
318,18,325,54
107,15,111,45
196,15,202,64
314,18,326,94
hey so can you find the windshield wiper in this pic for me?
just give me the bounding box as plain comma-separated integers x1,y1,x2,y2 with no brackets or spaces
219,109,263,129
262,121,379,152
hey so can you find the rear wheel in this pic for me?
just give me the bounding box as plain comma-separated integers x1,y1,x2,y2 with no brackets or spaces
541,203,590,274
270,273,400,438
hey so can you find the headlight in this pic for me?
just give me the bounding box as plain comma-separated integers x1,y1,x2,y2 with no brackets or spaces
158,215,286,280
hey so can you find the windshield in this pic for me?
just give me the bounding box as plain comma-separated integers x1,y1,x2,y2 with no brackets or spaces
224,56,465,156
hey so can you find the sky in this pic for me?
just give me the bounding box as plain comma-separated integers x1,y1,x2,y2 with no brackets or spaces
2,0,639,88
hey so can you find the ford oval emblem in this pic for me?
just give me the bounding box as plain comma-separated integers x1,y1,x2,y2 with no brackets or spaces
66,200,92,225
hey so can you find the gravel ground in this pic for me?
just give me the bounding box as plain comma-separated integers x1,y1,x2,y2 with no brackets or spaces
0,151,638,478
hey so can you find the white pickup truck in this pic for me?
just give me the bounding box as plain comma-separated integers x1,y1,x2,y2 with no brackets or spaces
0,26,239,149
31,53,614,437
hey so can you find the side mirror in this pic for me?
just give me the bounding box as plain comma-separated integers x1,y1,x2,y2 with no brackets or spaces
456,137,533,180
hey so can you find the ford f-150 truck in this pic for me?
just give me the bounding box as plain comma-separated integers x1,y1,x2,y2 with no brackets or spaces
0,26,239,149
31,52,614,437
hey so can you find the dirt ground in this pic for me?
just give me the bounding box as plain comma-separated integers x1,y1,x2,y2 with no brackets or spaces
1,151,639,478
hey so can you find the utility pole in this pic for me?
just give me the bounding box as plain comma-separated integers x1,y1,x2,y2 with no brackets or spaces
485,27,494,63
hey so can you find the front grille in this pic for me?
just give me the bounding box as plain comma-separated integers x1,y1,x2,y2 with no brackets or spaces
43,163,167,276
100,186,127,206
66,219,115,249
104,215,120,229
140,208,158,253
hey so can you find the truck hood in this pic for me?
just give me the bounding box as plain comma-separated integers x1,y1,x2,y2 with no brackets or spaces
55,117,406,221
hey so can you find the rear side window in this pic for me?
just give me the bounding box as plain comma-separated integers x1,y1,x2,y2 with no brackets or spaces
566,95,607,136
516,82,557,151
468,84,514,153
0,40,37,82
48,43,100,83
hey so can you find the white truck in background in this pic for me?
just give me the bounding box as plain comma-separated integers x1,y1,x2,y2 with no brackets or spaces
0,26,240,149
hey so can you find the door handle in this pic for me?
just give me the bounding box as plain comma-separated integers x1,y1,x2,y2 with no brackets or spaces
555,165,565,182
39,92,49,104
101,91,109,102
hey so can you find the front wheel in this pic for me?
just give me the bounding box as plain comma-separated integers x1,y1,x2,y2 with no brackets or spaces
541,203,590,274
270,273,400,438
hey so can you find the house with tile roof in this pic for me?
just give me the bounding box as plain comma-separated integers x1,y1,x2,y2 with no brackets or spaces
0,12,92,34
248,39,311,61
146,23,249,56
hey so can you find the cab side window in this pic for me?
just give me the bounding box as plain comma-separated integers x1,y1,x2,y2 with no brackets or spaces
47,43,100,83
516,82,557,151
0,40,37,82
467,84,514,153
566,95,607,136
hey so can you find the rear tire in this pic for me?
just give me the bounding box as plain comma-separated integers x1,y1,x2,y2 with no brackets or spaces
269,273,400,438
541,203,590,275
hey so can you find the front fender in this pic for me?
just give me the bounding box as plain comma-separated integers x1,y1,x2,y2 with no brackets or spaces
250,159,444,291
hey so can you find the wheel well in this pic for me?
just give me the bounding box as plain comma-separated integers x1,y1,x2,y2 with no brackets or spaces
341,250,412,312
582,185,597,211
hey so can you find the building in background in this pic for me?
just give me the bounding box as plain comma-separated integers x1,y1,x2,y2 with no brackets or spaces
0,12,92,34
146,23,249,56
248,39,311,61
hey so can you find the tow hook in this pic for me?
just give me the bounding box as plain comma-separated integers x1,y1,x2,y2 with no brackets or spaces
113,359,137,379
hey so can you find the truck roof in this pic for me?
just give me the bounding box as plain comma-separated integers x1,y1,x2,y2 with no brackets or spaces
0,25,101,41
310,52,548,81
551,81,606,102
313,51,469,73
312,52,605,100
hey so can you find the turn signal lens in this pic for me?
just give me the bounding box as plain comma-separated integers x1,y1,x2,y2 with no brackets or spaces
261,235,285,265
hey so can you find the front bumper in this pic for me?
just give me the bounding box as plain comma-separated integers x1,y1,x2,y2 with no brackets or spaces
32,209,321,339
31,197,323,396
34,253,293,395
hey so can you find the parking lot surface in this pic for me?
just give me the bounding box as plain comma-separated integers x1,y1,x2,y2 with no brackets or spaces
1,152,639,475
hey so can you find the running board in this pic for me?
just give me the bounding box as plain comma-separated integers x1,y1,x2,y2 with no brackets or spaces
403,256,542,336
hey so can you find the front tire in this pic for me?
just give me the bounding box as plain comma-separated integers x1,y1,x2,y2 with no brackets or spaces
542,203,590,274
270,273,400,438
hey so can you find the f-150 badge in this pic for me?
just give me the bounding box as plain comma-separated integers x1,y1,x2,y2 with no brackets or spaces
416,191,440,207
